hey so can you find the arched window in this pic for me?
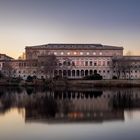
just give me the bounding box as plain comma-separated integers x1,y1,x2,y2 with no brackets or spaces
89,70,93,75
76,70,80,76
63,70,67,77
54,70,58,76
81,70,84,76
59,70,62,77
72,70,75,77
85,70,89,76
68,70,71,77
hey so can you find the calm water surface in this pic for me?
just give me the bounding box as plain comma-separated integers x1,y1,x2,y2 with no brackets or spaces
0,87,140,140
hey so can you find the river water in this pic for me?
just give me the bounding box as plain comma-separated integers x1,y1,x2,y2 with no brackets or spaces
0,87,140,140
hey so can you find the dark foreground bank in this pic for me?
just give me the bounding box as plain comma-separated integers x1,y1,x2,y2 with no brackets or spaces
0,79,140,87
54,80,140,87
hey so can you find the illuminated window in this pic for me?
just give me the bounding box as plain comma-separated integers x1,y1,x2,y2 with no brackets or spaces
54,52,57,55
80,52,83,55
93,52,96,55
99,52,102,55
67,52,70,55
61,52,64,55
87,52,89,55
74,52,77,55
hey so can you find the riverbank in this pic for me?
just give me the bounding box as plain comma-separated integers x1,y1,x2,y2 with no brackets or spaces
0,79,140,87
54,80,140,87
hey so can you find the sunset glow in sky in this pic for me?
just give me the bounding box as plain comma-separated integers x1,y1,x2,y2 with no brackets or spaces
0,0,140,58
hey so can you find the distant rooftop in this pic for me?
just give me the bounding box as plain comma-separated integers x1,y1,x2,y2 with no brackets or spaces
26,43,123,50
0,53,14,60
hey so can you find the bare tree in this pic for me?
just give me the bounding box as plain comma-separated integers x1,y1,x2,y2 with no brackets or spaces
38,54,59,80
112,57,132,79
2,60,14,78
112,58,122,79
123,59,132,79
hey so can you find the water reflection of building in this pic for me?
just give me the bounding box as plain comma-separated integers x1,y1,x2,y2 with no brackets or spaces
1,88,140,123
25,94,124,123
24,89,125,123
25,109,124,124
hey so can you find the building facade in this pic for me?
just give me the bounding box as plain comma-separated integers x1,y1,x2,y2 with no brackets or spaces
0,54,13,71
1,43,140,79
113,56,140,79
24,44,123,79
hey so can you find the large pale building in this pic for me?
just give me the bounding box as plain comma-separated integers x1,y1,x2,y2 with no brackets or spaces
24,44,123,79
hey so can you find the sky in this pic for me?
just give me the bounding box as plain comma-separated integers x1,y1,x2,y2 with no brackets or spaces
0,0,140,58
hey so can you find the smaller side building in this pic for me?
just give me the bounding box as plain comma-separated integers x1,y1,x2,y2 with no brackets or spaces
113,56,140,79
0,54,14,71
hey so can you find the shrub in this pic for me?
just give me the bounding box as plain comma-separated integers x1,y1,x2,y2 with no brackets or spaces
26,75,33,82
11,77,22,83
112,76,117,79
53,75,63,80
84,73,103,80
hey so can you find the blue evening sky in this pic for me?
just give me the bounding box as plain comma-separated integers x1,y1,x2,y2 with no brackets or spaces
0,0,140,58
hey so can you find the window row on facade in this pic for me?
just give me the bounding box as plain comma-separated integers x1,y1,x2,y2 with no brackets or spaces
15,60,111,67
31,50,105,56
58,60,111,67
18,62,37,67
52,51,103,56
